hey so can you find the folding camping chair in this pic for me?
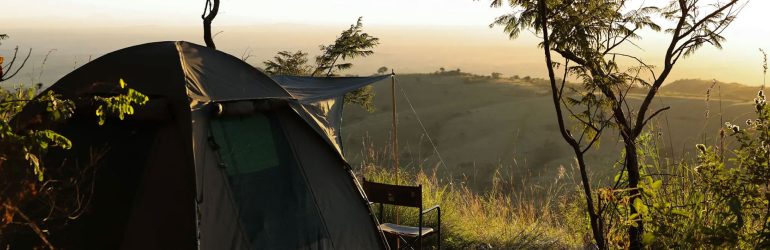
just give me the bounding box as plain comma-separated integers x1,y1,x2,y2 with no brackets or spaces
362,179,441,250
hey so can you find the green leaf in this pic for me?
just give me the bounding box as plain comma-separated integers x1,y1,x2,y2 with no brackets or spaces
26,153,43,181
671,208,690,218
633,198,649,216
642,232,655,245
120,78,126,89
651,180,662,190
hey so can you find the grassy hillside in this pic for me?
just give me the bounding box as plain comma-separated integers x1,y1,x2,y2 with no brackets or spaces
661,78,758,101
342,73,758,191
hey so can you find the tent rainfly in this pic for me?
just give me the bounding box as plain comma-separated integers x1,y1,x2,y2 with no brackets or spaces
13,41,390,249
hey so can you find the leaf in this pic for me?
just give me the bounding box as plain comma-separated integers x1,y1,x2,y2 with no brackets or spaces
651,180,662,190
640,185,654,197
614,171,624,182
728,197,744,227
671,208,690,218
26,153,43,181
642,232,655,245
633,198,649,216
119,78,126,89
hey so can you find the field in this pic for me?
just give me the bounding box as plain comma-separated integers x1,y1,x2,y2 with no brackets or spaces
342,73,758,191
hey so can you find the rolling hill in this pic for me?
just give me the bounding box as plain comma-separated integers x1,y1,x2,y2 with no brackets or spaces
341,73,759,191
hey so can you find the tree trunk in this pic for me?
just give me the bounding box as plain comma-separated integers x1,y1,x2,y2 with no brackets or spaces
202,0,219,49
575,151,607,249
536,0,606,248
624,140,642,249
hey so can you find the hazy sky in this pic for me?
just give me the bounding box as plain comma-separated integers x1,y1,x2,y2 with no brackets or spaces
3,0,770,86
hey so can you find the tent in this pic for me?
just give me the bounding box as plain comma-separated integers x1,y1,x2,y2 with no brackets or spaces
14,41,390,249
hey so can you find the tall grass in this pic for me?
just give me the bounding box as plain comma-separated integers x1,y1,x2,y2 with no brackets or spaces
351,136,589,249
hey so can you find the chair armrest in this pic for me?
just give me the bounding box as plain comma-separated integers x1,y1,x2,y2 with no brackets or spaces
421,205,440,215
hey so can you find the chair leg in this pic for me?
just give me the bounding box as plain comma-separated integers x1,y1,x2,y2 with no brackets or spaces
397,235,415,250
437,209,441,250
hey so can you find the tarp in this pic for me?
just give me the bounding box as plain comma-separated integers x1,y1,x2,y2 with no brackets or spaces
271,75,391,157
272,75,390,103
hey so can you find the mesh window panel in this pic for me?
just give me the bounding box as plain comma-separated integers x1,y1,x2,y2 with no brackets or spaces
210,112,330,249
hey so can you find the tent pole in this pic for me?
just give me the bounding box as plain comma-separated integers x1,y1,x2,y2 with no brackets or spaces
391,70,398,185
391,69,400,248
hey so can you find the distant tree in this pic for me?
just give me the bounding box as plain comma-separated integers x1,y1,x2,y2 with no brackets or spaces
440,67,446,73
491,72,503,79
312,17,379,112
377,66,389,75
491,0,742,248
312,17,379,77
522,75,531,81
512,75,520,80
262,51,313,76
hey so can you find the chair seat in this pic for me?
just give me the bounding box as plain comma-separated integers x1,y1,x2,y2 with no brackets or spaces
379,223,434,237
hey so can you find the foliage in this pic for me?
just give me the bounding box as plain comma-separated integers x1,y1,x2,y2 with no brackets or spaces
684,90,770,247
262,17,380,112
93,79,149,125
490,0,741,248
262,50,313,76
312,17,379,77
0,88,75,182
597,132,669,248
345,86,376,113
377,66,389,75
0,78,147,248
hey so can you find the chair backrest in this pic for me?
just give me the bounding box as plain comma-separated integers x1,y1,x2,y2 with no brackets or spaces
362,179,422,208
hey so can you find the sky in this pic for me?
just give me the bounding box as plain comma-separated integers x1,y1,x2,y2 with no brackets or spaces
3,0,770,86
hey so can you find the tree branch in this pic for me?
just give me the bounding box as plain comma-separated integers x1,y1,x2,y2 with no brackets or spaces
201,0,220,49
634,0,738,137
636,106,671,135
1,47,32,83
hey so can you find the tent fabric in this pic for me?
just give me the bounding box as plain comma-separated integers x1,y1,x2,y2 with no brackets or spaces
209,110,332,248
196,105,385,249
275,108,384,249
175,42,293,109
271,75,390,103
192,108,251,250
13,41,389,249
271,75,390,156
288,101,345,158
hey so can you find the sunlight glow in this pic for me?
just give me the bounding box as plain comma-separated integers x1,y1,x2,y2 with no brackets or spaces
2,0,770,85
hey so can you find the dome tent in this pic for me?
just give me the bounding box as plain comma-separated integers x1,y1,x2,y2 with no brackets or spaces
14,41,389,249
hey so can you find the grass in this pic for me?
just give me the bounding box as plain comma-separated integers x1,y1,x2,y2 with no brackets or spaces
342,73,764,248
352,139,590,249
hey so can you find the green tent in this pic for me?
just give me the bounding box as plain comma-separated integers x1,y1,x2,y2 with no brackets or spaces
13,41,390,249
